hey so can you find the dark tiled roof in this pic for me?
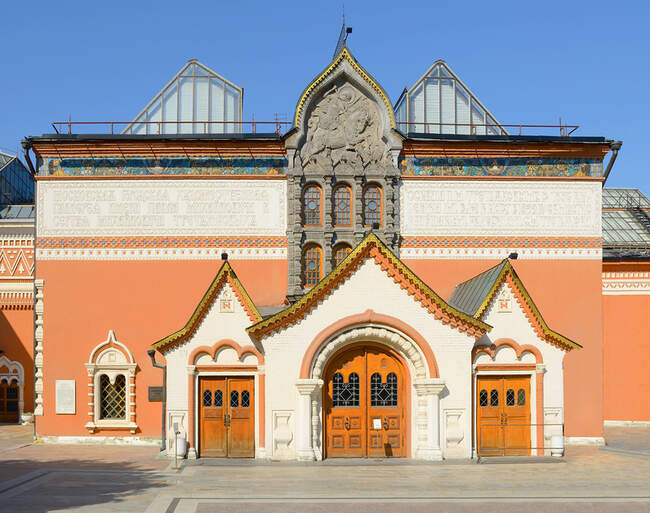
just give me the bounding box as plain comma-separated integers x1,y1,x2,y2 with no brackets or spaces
448,260,508,317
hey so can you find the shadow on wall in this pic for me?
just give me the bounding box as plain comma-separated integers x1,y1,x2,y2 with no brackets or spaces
0,454,167,513
0,311,34,413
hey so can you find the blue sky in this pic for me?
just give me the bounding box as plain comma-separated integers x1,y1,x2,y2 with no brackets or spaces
2,0,648,192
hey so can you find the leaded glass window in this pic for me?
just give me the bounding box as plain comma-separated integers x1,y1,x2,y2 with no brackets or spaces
100,374,126,420
302,185,322,226
302,245,322,288
230,390,239,408
214,390,223,407
479,389,488,407
517,389,526,406
370,372,398,407
506,389,515,406
332,372,359,407
333,244,352,267
333,185,352,226
241,390,250,408
203,390,212,407
363,185,381,227
490,389,499,407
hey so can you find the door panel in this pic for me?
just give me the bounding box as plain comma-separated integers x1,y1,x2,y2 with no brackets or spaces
324,347,366,458
0,382,19,423
477,376,531,456
199,376,254,458
200,377,227,457
324,345,405,458
366,348,404,457
227,378,255,457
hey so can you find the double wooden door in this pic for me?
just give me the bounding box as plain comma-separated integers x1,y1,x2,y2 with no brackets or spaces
476,376,530,456
0,381,19,423
199,377,254,457
324,345,405,458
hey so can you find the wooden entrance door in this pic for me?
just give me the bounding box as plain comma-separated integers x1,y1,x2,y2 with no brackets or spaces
477,375,531,456
324,345,405,458
199,377,254,457
0,381,19,423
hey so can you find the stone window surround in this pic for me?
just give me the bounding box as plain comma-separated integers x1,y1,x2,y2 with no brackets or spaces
85,331,137,434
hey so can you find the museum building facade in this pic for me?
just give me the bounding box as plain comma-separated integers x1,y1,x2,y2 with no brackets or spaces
18,44,648,460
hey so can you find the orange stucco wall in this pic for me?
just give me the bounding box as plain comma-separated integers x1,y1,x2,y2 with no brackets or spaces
35,259,286,437
603,292,650,422
0,306,34,413
407,258,604,438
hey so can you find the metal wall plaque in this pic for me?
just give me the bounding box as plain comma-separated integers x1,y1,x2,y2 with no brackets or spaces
148,386,163,402
55,380,76,414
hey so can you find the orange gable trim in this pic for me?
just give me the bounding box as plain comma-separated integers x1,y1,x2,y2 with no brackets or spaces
476,260,581,351
247,233,491,341
152,261,262,352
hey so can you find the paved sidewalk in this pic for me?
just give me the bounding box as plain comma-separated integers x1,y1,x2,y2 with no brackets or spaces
603,424,650,457
0,424,648,512
0,422,33,453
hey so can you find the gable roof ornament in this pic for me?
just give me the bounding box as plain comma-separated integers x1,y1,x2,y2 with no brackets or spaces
247,233,491,341
293,47,395,130
449,260,581,351
152,261,261,353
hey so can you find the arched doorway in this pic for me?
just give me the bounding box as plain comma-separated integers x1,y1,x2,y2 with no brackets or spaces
323,344,406,458
0,379,20,423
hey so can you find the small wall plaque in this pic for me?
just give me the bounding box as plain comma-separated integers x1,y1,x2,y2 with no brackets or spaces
55,380,76,414
148,386,163,402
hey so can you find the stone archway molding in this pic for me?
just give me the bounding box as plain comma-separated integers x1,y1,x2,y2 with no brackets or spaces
300,310,439,379
295,311,445,461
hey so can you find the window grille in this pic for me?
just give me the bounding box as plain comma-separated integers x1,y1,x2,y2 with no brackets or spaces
364,186,381,227
333,245,352,267
302,245,322,287
333,185,352,226
332,372,359,407
214,390,223,407
302,185,322,226
100,375,126,420
370,372,398,407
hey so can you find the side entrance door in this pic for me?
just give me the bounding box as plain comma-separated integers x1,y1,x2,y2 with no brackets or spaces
0,381,19,423
476,375,531,456
324,345,405,458
199,376,254,458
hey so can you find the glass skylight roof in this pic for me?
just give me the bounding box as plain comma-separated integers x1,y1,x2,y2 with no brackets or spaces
124,60,242,135
394,61,506,136
602,210,650,245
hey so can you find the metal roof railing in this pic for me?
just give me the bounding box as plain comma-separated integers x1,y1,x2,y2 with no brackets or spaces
397,122,579,137
51,120,293,136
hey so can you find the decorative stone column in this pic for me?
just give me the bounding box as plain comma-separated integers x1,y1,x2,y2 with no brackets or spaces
295,378,323,461
186,365,197,460
413,378,446,460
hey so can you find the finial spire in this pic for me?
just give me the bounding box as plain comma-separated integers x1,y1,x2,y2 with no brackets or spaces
333,6,352,59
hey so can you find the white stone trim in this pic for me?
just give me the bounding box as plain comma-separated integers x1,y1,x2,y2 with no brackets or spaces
36,435,159,446
604,420,650,427
36,247,287,261
400,247,602,260
304,325,441,461
33,279,44,415
602,272,650,295
565,436,606,446
85,331,137,433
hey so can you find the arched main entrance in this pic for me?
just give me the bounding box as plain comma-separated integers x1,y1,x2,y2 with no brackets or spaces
323,344,406,458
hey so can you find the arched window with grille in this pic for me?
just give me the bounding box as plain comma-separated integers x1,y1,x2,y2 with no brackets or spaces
332,184,352,226
333,244,352,267
363,185,382,227
302,244,322,288
302,184,322,226
99,374,126,420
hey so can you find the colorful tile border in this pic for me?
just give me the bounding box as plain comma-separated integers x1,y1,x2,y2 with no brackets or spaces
401,236,602,248
37,156,288,177
400,157,601,177
36,236,288,249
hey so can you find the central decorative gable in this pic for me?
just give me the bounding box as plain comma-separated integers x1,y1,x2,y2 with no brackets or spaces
247,233,490,341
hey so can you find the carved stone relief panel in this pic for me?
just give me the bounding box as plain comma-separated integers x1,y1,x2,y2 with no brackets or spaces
298,83,392,174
